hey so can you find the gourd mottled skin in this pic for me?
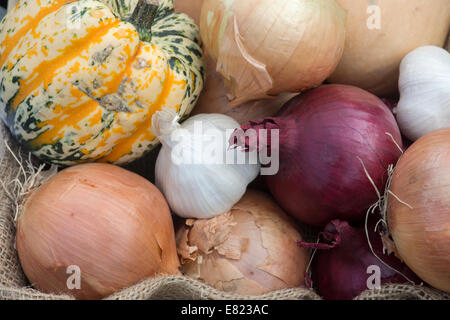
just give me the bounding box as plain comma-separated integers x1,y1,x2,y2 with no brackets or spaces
0,0,204,165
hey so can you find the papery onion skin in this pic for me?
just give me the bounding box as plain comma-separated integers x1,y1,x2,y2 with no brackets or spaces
231,85,403,227
199,0,346,106
329,0,450,96
191,55,297,125
388,128,450,293
298,219,421,300
16,163,180,300
177,1,298,124
176,190,308,296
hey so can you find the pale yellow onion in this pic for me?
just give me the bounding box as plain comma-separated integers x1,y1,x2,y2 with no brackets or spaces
387,128,450,293
199,0,346,106
191,54,297,124
174,0,203,24
176,0,296,122
176,190,309,295
16,163,180,300
329,0,450,96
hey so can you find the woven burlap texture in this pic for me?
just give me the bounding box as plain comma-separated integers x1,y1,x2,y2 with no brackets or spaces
0,122,448,300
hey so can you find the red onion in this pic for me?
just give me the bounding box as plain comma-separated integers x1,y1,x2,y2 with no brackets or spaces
298,219,421,300
230,85,403,226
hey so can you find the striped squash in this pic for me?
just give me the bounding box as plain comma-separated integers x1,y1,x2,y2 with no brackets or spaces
0,0,204,165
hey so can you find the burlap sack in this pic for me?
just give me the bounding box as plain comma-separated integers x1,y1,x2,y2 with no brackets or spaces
0,122,448,300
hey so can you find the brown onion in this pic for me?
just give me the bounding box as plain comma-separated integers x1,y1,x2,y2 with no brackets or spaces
388,128,450,293
199,0,346,106
176,190,308,295
16,163,180,299
176,1,300,124
176,0,297,123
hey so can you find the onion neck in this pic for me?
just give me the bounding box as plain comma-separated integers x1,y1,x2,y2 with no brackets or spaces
129,0,159,42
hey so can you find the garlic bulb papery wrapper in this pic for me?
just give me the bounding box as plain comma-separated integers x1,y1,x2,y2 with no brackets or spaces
395,46,450,141
153,110,260,219
199,0,347,106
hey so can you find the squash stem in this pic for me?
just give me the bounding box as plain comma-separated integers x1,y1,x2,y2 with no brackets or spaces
129,0,159,42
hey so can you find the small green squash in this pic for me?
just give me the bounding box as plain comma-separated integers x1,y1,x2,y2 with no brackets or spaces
0,0,204,165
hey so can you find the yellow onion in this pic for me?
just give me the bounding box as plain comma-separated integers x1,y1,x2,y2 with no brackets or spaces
175,0,296,123
329,0,450,96
199,0,347,106
176,190,309,295
191,55,297,125
174,0,203,24
16,163,180,299
387,128,450,293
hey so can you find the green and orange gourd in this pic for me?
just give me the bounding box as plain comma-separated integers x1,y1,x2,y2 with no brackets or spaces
0,0,204,165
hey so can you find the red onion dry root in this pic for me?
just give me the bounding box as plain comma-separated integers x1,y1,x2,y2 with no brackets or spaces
231,84,403,226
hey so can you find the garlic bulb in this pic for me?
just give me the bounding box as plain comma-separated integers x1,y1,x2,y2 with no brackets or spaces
153,109,260,219
199,0,347,106
395,46,450,141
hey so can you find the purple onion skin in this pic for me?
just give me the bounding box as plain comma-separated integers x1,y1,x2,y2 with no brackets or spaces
299,219,421,300
233,85,403,226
